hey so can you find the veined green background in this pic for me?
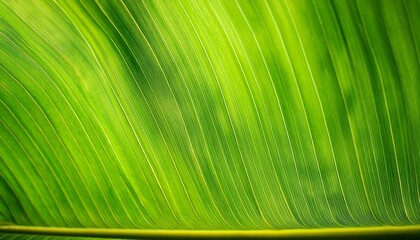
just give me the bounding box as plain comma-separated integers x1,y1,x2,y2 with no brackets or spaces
0,0,419,232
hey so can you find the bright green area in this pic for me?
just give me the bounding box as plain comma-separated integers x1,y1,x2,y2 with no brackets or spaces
0,0,419,232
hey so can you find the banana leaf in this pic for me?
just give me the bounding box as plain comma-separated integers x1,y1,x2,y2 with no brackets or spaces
0,0,419,238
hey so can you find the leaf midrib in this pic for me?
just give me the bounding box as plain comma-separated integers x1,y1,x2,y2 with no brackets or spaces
1,225,420,239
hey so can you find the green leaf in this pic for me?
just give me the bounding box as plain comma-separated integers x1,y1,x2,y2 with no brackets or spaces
1,0,419,238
